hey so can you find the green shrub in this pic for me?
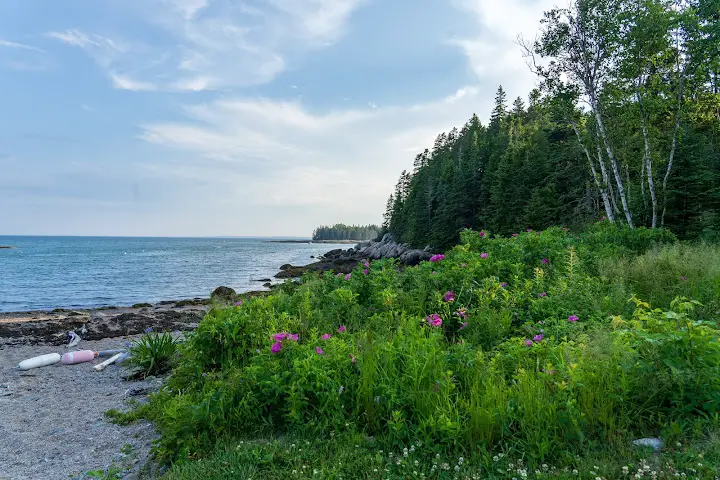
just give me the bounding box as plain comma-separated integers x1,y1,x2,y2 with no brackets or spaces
125,331,178,379
120,224,720,471
616,297,720,417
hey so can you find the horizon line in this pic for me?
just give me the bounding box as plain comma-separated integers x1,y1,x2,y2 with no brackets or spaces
0,234,313,239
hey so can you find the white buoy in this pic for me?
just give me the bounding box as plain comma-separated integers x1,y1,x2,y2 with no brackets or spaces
18,353,61,371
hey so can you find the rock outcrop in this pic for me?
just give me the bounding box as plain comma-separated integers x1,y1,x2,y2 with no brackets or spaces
275,233,434,279
344,233,433,265
0,300,208,346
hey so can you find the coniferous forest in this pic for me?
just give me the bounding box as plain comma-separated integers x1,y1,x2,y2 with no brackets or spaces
312,224,380,241
384,0,719,249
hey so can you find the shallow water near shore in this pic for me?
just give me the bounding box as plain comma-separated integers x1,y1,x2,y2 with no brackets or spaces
0,236,348,312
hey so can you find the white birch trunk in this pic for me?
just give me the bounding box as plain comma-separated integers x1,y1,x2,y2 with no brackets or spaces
661,69,684,227
637,91,658,228
591,97,634,227
570,118,615,222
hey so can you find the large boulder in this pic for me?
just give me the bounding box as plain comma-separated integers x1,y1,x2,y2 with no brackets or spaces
323,249,344,259
275,266,310,279
211,286,237,303
381,232,396,243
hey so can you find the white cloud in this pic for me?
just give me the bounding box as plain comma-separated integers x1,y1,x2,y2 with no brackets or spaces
110,72,156,91
266,0,367,45
168,0,208,20
0,39,45,53
137,86,493,217
81,104,96,112
46,0,365,91
0,38,49,71
450,0,558,95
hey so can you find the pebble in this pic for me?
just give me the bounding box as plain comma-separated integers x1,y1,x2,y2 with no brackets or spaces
0,336,158,480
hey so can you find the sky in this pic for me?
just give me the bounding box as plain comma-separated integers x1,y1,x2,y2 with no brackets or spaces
0,0,558,237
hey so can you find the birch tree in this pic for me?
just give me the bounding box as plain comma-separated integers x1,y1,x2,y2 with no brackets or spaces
527,0,636,227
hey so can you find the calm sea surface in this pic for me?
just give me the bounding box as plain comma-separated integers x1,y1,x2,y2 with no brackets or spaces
0,236,348,312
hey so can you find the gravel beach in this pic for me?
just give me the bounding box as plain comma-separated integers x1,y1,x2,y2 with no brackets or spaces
0,336,163,480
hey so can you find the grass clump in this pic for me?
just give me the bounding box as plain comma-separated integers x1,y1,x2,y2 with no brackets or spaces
117,222,720,478
124,330,178,380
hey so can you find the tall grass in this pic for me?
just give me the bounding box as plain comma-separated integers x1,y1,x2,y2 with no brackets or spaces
600,242,720,320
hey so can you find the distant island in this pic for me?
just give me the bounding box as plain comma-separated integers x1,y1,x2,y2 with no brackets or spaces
0,245,15,249
312,223,380,242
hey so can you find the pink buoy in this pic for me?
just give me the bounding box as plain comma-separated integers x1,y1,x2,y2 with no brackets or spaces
61,350,97,365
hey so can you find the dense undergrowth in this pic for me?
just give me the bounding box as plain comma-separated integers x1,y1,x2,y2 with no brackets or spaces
116,222,720,479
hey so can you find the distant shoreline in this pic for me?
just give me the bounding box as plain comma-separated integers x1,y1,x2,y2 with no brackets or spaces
267,239,361,244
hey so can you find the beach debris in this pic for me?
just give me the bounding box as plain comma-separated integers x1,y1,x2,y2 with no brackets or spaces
80,324,88,336
67,331,81,348
61,350,97,365
94,352,124,372
97,349,125,358
116,352,131,365
17,353,61,370
632,438,663,451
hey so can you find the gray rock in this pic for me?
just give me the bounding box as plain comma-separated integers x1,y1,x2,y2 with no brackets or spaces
210,286,236,302
632,438,663,451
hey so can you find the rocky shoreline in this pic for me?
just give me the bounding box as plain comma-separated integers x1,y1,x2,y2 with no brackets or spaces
0,299,209,346
275,233,434,279
0,235,432,345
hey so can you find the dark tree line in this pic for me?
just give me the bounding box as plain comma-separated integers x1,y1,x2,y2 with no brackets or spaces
312,224,381,241
384,0,720,249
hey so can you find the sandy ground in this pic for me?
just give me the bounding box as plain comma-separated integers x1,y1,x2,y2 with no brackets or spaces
0,336,163,480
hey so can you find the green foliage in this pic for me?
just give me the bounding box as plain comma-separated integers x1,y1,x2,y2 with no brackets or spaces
121,226,720,475
616,297,720,417
81,465,124,479
125,331,179,379
599,241,720,320
161,431,720,480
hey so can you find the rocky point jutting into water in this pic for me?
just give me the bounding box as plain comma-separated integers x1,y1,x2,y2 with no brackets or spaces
275,233,434,279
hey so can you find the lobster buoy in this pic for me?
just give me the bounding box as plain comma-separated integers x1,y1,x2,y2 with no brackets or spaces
61,350,97,365
17,353,61,371
97,349,125,358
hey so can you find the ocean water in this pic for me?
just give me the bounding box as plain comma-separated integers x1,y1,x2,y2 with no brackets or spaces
0,236,349,313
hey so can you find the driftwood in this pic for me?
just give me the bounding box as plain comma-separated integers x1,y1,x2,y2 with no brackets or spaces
93,353,123,372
